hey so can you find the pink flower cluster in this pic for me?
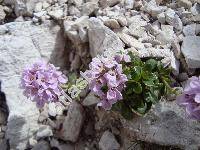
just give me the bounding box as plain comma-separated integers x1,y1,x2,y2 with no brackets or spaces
177,76,200,120
85,53,130,110
21,60,67,108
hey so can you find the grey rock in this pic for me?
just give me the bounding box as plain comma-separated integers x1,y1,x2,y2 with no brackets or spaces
142,0,166,17
157,12,165,24
121,101,200,149
177,0,192,8
99,0,121,8
68,5,81,16
81,2,98,16
99,131,120,150
0,5,6,22
181,36,200,68
48,9,64,20
117,32,145,50
0,21,65,150
183,24,196,36
104,19,121,29
117,16,127,27
124,0,135,9
156,25,174,45
82,92,100,106
36,125,53,139
0,5,6,21
191,3,200,15
128,15,147,38
32,140,51,150
34,2,43,12
165,8,175,24
0,25,8,35
60,101,85,142
88,17,124,57
0,139,7,150
68,0,83,6
172,15,183,31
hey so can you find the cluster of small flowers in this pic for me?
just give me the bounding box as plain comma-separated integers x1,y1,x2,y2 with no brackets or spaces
177,76,200,120
21,60,67,107
85,52,130,110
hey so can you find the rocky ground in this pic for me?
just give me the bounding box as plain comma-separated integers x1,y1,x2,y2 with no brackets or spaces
0,0,199,149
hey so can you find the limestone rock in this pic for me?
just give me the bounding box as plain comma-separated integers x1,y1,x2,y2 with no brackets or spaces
142,0,166,17
181,36,200,68
177,0,192,8
121,101,200,149
32,140,51,150
183,24,196,36
104,19,121,29
81,2,98,16
99,131,120,150
36,125,53,139
156,25,174,45
0,21,65,149
0,5,6,21
48,9,64,20
99,0,121,8
82,92,100,106
124,0,135,9
60,101,85,142
88,17,124,57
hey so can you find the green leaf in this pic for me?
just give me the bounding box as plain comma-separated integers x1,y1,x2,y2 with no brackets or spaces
132,82,142,94
137,102,147,114
143,80,154,87
101,85,108,93
144,91,158,104
145,59,157,71
131,66,142,81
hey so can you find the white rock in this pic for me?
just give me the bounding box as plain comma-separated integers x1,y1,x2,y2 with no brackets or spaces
117,16,127,27
82,92,100,106
68,5,81,16
171,52,180,75
36,125,53,139
142,0,166,17
48,9,63,20
165,8,175,24
183,24,196,36
181,36,200,68
172,15,183,31
42,1,51,9
157,12,165,24
0,5,6,21
104,19,121,29
81,2,98,16
124,0,135,9
60,101,85,142
191,3,200,15
117,32,145,50
129,16,147,38
99,131,120,150
88,17,124,57
48,103,57,117
0,25,8,35
34,2,43,12
156,25,174,45
0,21,64,149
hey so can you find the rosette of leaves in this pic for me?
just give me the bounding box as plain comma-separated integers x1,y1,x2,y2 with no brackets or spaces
112,52,174,120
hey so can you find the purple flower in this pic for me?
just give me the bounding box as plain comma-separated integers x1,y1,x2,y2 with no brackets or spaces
177,76,200,120
85,55,128,110
114,52,131,63
21,60,67,108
